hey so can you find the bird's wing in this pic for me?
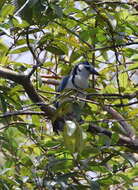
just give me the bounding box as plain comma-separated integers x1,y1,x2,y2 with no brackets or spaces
57,75,70,92
55,75,70,108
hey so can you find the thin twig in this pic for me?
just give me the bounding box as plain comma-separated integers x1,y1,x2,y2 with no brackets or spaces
95,1,134,6
39,89,138,100
0,110,46,118
92,42,138,52
0,122,31,130
26,28,43,78
108,101,138,107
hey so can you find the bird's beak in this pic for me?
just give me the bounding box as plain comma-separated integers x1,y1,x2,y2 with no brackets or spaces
90,67,100,75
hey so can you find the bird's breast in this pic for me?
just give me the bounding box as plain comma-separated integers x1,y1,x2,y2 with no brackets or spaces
74,75,89,89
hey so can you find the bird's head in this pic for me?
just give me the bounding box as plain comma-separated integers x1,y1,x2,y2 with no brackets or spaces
72,61,99,78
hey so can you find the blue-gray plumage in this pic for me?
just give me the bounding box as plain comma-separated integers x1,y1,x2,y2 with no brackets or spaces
57,75,70,92
53,61,99,132
56,61,99,105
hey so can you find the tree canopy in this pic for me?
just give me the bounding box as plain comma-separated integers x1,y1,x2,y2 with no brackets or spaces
0,0,138,189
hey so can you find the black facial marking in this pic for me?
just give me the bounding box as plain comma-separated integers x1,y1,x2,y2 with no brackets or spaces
82,61,89,65
72,61,91,76
72,65,78,76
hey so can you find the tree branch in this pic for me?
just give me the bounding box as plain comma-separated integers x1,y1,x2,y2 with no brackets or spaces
88,91,138,99
0,110,46,118
95,1,134,6
103,106,135,138
0,66,27,84
0,66,55,118
88,124,138,151
0,122,31,130
26,28,43,78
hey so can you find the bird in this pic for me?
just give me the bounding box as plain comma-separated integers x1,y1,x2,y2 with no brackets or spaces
56,61,99,106
53,61,99,132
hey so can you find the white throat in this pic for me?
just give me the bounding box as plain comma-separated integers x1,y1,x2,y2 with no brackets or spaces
77,68,90,80
73,73,89,89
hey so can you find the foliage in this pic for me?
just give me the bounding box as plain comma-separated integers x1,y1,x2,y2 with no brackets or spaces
0,0,138,189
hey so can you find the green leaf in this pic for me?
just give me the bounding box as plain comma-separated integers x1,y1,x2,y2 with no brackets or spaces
70,51,81,63
0,0,5,9
20,166,31,177
0,93,7,112
125,48,138,58
12,16,29,28
63,120,85,154
103,84,117,93
54,41,68,55
20,156,33,166
13,0,45,24
79,30,90,41
39,33,54,46
131,54,138,61
129,108,138,117
32,115,40,126
118,72,128,89
46,45,65,55
126,62,138,71
43,61,54,67
10,47,29,54
111,133,119,144
90,181,100,190
102,51,108,61
52,5,63,18
0,4,15,18
98,135,111,147
0,41,8,56
59,36,80,48
87,103,98,112
16,38,35,45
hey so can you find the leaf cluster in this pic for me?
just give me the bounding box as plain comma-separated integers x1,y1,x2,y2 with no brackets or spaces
0,0,138,189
